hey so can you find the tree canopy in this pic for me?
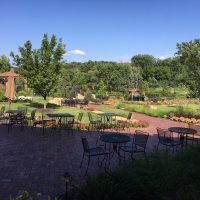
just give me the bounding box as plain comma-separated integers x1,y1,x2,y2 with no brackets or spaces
11,34,65,107
176,39,200,98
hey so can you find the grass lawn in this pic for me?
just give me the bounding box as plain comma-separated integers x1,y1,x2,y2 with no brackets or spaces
116,103,200,118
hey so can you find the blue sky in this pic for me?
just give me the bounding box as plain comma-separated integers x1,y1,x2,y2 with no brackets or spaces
0,0,200,63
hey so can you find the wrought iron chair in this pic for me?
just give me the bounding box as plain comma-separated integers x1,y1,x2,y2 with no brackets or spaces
120,130,149,159
187,123,200,144
156,127,182,152
0,106,5,119
80,135,108,175
88,112,102,130
68,112,83,129
117,112,132,132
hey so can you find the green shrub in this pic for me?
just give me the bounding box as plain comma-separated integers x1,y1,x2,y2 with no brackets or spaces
77,145,200,200
0,90,6,101
17,90,32,97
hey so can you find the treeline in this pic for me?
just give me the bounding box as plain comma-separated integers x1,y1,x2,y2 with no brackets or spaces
0,37,199,100
0,54,193,99
52,56,187,99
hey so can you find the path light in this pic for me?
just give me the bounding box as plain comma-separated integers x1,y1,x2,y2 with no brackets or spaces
63,172,72,200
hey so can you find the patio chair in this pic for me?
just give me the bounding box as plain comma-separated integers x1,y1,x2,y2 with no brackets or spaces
120,130,149,160
0,106,5,119
187,123,200,144
88,112,102,130
32,112,56,133
156,127,182,152
26,109,36,125
80,135,108,175
68,112,83,129
117,112,132,132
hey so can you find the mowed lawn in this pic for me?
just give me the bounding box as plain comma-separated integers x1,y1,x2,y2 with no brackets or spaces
0,97,92,123
117,103,200,118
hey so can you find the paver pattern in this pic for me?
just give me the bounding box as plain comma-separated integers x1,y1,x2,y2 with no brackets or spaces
0,112,187,199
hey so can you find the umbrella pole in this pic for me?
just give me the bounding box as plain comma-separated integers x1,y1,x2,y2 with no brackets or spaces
8,99,11,110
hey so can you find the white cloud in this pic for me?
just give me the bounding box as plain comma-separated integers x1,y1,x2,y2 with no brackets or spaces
65,49,86,56
118,55,132,63
159,56,167,60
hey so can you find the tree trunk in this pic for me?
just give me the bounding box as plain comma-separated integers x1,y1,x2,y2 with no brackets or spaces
44,96,47,109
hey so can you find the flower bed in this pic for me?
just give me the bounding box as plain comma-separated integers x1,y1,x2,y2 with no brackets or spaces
171,114,200,124
79,119,149,130
130,119,149,128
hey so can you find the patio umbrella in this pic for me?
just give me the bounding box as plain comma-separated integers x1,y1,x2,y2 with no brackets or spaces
0,68,21,109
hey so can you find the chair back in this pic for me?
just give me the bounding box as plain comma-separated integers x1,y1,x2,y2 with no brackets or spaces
81,136,90,152
31,109,36,120
77,112,83,122
0,106,5,113
88,112,93,122
127,112,132,121
134,130,149,149
188,123,200,134
156,127,172,141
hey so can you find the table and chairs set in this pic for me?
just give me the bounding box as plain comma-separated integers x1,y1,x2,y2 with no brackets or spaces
87,111,132,132
157,124,200,152
0,106,84,133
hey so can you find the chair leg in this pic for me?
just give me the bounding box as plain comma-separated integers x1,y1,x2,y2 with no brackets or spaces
156,142,160,152
85,156,90,175
80,153,85,168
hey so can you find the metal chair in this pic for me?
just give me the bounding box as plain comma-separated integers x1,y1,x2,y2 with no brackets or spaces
88,112,102,130
80,135,108,175
120,130,149,159
117,112,132,132
26,109,36,125
68,112,83,129
187,123,200,144
0,106,5,119
156,127,182,152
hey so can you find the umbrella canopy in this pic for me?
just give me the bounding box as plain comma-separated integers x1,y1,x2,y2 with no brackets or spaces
0,68,21,99
0,68,21,78
5,76,15,99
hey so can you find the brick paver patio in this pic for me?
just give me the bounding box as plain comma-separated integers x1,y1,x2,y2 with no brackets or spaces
0,112,187,199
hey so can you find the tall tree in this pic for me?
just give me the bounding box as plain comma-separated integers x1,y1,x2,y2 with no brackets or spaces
11,34,65,108
0,55,11,72
176,39,200,98
131,54,156,68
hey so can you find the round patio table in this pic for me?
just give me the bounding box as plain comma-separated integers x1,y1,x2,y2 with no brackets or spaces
168,127,197,145
100,133,130,167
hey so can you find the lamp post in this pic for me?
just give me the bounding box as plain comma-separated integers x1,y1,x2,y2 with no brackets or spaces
63,172,72,200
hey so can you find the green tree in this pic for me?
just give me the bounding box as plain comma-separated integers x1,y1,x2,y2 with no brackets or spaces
176,39,200,98
11,34,65,108
131,54,156,68
0,55,10,72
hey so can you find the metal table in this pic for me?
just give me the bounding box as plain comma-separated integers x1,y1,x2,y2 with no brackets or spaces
46,113,75,127
168,127,197,145
100,133,130,167
97,113,118,130
5,109,25,114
